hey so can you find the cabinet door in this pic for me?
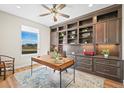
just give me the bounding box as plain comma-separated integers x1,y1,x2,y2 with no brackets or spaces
107,19,120,43
95,22,107,43
50,31,58,46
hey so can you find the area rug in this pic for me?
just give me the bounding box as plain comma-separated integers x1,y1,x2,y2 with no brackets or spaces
14,66,105,88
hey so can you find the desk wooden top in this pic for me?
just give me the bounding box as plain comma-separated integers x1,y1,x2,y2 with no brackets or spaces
31,55,75,71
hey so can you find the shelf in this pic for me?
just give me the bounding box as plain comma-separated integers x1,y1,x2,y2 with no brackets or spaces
68,38,77,40
67,27,77,31
97,11,118,22
79,18,93,27
58,30,66,32
67,22,77,29
79,30,93,34
58,26,66,31
51,28,57,32
79,24,93,28
79,37,92,39
79,39,92,43
59,36,65,38
68,34,77,36
68,43,77,45
59,39,63,41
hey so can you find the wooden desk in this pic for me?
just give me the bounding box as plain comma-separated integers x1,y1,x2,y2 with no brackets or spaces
31,55,75,88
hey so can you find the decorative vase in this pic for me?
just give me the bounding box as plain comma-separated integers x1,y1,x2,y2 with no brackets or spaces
104,54,109,58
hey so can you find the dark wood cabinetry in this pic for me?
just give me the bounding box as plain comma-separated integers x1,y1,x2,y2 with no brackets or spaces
50,5,123,82
95,22,106,43
94,58,120,67
94,58,122,81
73,55,123,82
107,19,120,43
94,63,121,79
50,5,122,45
95,19,120,44
76,56,92,72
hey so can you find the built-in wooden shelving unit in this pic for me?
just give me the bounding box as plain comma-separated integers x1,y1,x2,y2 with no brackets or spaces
50,4,122,58
50,5,123,82
67,29,77,44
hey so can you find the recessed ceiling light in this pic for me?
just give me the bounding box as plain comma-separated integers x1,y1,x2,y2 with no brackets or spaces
88,4,93,7
16,5,21,9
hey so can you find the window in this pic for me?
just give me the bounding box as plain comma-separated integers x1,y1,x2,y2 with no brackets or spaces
21,25,39,54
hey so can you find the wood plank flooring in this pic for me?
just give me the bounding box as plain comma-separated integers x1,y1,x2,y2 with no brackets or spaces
0,64,124,88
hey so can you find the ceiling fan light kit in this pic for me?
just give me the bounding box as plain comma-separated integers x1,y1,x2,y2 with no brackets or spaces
39,4,70,22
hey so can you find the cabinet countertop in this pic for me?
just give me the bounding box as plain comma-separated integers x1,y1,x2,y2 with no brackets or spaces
67,54,123,61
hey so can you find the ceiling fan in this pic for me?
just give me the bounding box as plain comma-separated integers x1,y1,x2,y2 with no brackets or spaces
39,4,70,22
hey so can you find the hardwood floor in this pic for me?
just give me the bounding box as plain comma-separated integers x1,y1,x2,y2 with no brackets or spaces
0,64,124,88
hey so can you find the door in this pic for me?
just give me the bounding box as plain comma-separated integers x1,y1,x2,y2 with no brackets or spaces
107,19,120,44
95,22,107,43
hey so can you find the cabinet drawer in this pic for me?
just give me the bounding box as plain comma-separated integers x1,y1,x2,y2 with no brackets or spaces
94,59,120,67
76,63,92,71
94,63,121,78
77,57,92,65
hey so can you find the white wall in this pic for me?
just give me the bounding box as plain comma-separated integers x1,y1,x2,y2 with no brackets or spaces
0,11,50,68
122,4,124,82
122,5,124,60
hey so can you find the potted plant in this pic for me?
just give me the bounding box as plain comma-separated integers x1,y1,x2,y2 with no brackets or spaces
51,47,62,63
60,33,64,37
101,49,110,58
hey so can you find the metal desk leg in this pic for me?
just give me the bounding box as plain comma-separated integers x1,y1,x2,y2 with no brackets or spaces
73,55,76,83
60,70,62,88
31,60,33,76
73,65,75,83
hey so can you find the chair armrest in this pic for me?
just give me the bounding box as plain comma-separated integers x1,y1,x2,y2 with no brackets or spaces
0,61,6,68
0,55,15,60
0,55,15,64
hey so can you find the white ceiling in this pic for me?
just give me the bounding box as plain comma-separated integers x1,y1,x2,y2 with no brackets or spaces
0,4,112,27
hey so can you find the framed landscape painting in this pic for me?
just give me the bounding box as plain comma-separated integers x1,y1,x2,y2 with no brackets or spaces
21,26,39,54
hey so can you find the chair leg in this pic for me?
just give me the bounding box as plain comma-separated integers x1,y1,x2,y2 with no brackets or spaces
3,67,6,80
13,66,14,74
65,69,68,72
13,61,15,74
54,69,56,72
0,68,1,76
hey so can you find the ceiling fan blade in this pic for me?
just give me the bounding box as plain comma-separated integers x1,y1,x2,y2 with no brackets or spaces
53,16,57,22
39,13,51,16
53,4,57,8
58,13,70,18
41,4,51,11
56,4,66,10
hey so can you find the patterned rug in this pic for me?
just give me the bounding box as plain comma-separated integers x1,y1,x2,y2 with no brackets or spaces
14,66,105,88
